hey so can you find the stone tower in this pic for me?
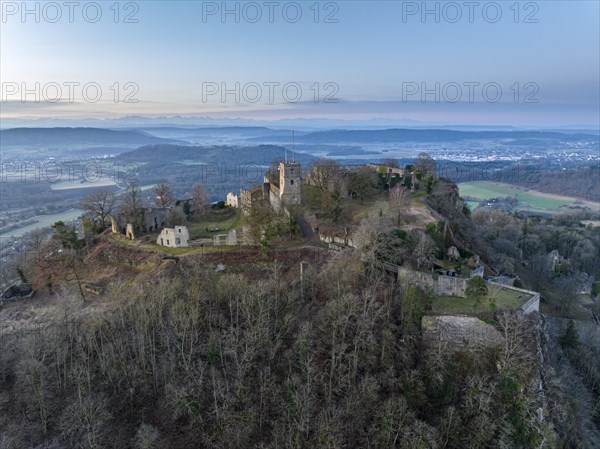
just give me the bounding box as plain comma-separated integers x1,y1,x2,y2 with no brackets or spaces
279,161,301,205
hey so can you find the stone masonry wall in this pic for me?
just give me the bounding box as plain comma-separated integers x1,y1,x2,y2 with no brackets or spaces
422,315,503,351
487,282,540,315
269,186,281,213
398,267,467,297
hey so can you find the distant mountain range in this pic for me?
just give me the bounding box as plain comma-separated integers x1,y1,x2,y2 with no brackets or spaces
246,128,600,144
136,126,292,140
0,116,433,131
0,127,179,147
1,127,597,153
2,116,598,134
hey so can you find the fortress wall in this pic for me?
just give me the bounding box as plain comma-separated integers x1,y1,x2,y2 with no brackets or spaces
269,187,281,212
398,267,467,298
319,234,355,248
520,294,541,315
422,315,503,351
488,282,540,315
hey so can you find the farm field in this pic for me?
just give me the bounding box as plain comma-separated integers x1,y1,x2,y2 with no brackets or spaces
458,181,600,214
50,178,117,190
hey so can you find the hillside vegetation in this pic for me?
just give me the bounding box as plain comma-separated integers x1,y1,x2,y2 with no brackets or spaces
1,252,555,449
1,161,599,448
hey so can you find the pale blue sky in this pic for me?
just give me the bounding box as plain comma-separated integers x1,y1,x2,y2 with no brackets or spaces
1,1,599,125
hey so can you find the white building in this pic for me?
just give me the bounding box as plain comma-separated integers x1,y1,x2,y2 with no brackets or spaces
226,192,239,208
157,226,189,248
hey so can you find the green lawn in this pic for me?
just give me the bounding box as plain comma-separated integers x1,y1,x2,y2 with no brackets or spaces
109,232,245,256
187,207,241,240
458,181,573,213
108,233,196,256
107,207,242,255
432,283,532,314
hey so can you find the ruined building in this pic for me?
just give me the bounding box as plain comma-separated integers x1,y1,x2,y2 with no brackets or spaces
110,207,170,236
157,226,190,248
241,161,302,215
226,192,239,208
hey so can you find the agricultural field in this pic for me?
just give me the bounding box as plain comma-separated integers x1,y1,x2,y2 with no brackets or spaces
50,178,118,191
458,181,600,214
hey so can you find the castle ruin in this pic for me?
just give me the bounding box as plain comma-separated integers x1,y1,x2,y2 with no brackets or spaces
241,161,302,215
157,226,189,248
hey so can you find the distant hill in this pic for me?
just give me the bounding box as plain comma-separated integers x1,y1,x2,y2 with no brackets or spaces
0,127,178,147
116,144,314,165
114,144,315,201
247,128,599,144
136,126,295,143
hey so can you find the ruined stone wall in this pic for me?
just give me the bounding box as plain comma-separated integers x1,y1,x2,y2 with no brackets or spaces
319,234,355,248
226,192,239,208
240,189,253,216
125,224,135,240
520,294,540,315
422,315,503,351
437,275,468,297
269,184,281,213
398,267,467,297
213,229,238,246
144,208,168,232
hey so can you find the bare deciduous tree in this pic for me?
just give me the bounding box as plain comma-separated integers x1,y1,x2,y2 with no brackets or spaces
389,185,410,226
409,230,437,269
353,213,392,270
165,206,187,227
348,166,378,202
59,395,111,448
415,152,436,177
134,423,161,449
120,183,146,227
307,159,341,192
190,183,208,217
496,312,534,377
153,180,176,208
16,357,49,436
79,189,117,228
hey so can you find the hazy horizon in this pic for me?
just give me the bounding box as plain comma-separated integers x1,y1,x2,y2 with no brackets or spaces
2,1,599,127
